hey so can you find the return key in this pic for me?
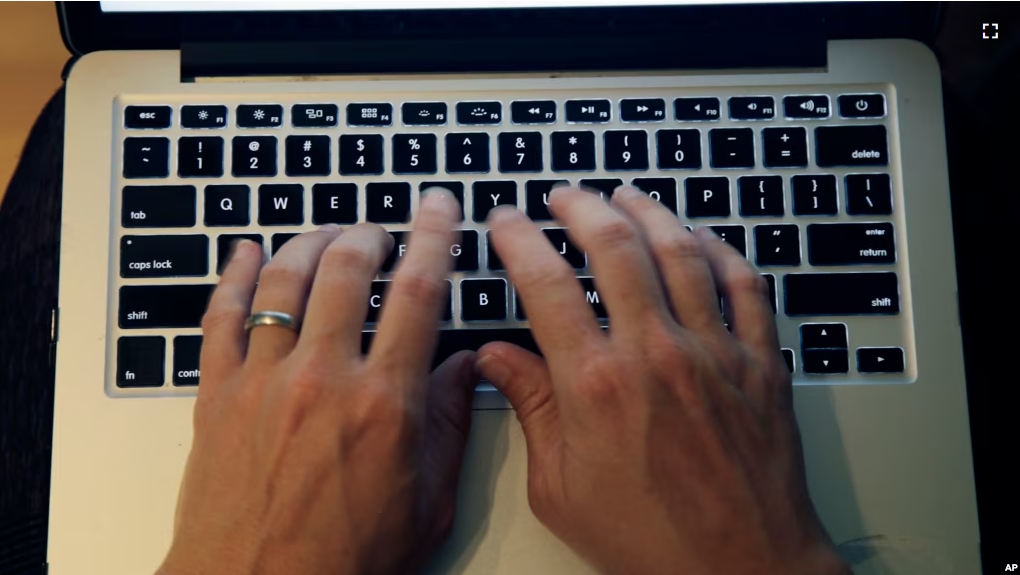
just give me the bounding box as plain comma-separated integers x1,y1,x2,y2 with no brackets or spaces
806,222,895,266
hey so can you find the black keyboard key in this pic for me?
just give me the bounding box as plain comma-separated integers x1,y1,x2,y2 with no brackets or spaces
446,133,490,174
457,101,502,125
754,224,800,267
838,94,886,119
729,96,775,120
684,177,730,218
420,182,465,221
236,104,283,128
122,185,196,228
578,277,607,319
526,180,569,221
181,105,228,129
656,129,702,170
291,104,338,128
172,335,202,386
120,235,208,278
392,133,438,175
738,176,784,217
802,349,849,374
178,137,224,178
366,280,390,323
205,185,250,226
707,225,746,257
271,233,298,255
231,136,277,177
258,184,303,226
510,100,556,124
784,272,899,316
461,279,508,321
366,182,412,224
125,106,171,129
119,284,215,329
781,348,795,373
846,174,893,215
402,102,448,126
565,99,611,123
347,103,393,127
579,178,623,198
807,222,895,266
709,128,754,169
216,234,264,274
551,131,596,172
285,135,331,176
339,134,384,175
473,181,517,222
631,177,678,214
791,175,838,216
763,273,777,314
312,183,358,225
453,230,480,272
800,323,848,349
815,125,888,167
382,232,409,272
123,137,170,178
674,97,720,121
783,95,830,119
117,336,165,387
620,98,666,122
499,132,543,173
604,130,649,171
361,328,539,371
543,228,586,269
857,347,905,373
486,230,504,271
762,127,808,168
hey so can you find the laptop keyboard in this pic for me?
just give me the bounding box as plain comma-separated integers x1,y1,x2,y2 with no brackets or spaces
110,85,911,394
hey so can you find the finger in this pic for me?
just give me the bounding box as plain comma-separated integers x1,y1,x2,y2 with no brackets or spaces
301,223,394,361
420,351,479,540
547,188,672,338
200,240,263,386
694,227,780,356
369,191,459,385
246,226,342,365
476,343,560,470
487,206,603,366
611,186,725,335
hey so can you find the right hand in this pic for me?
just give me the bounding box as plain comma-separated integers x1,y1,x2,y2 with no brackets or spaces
477,187,851,575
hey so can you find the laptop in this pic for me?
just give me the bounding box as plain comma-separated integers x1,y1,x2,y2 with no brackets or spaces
49,1,981,572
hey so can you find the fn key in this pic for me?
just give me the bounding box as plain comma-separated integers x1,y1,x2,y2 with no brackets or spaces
117,336,165,387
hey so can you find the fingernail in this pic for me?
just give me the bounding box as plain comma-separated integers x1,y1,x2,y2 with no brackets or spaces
421,189,457,217
475,353,511,384
318,224,341,232
227,239,248,262
486,205,520,224
614,186,642,200
696,226,718,239
549,186,573,200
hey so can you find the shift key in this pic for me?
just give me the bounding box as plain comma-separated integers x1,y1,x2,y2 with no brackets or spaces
119,284,215,328
121,235,209,278
784,272,899,316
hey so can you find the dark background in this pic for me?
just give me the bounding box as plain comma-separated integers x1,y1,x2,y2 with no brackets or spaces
2,2,1019,573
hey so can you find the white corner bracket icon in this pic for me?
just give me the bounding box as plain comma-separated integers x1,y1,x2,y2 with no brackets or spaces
982,23,999,40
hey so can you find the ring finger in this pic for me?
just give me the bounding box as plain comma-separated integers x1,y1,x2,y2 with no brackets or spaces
246,226,342,365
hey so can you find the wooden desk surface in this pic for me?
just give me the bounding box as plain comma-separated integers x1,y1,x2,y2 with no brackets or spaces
0,2,69,205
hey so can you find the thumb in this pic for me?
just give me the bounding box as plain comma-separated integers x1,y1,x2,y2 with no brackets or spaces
475,342,560,464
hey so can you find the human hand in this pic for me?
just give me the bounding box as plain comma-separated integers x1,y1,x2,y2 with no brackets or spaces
158,190,478,575
477,187,850,575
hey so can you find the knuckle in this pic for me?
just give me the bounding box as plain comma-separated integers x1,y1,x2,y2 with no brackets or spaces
590,218,640,252
258,261,305,287
392,268,443,305
654,228,704,262
322,242,376,274
517,260,576,293
729,268,769,297
574,355,628,405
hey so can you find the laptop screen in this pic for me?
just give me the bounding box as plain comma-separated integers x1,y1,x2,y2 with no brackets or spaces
100,0,820,11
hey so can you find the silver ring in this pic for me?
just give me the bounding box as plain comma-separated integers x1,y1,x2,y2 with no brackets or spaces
244,311,301,333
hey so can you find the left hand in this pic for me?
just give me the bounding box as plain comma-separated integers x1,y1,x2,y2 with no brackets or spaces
157,190,477,575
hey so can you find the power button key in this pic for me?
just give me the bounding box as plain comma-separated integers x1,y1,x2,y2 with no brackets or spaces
838,94,886,118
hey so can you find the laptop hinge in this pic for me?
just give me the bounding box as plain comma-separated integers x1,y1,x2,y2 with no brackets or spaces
180,34,826,81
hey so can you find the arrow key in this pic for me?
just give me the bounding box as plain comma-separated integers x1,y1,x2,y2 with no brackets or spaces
800,323,848,349
510,100,557,125
620,98,666,122
857,347,904,373
802,348,849,374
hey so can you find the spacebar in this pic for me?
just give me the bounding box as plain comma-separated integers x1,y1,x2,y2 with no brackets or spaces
361,328,540,370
